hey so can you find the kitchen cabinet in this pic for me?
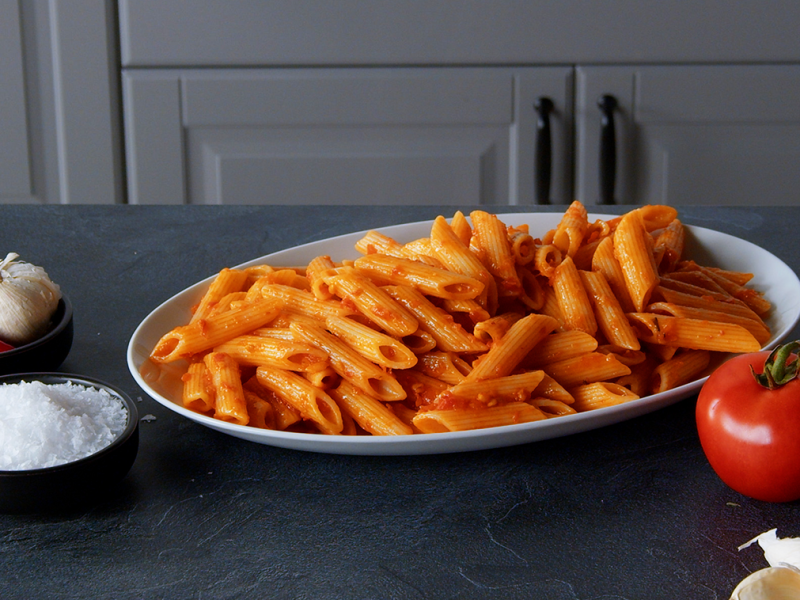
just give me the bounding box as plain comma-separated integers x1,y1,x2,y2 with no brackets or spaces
122,68,573,206
576,65,800,206
2,0,123,205
118,1,800,207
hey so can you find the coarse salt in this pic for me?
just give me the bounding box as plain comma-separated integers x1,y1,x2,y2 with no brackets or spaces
0,380,128,471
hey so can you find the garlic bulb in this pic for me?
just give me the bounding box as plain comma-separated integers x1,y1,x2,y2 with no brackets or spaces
730,567,800,599
0,253,61,346
732,529,800,599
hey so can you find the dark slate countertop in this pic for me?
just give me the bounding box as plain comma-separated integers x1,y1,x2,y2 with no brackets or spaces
1,205,798,600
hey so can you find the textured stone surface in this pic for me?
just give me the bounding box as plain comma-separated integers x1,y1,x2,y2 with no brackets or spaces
0,205,798,600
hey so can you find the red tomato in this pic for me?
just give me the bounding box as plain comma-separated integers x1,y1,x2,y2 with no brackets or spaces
696,344,800,503
0,340,13,352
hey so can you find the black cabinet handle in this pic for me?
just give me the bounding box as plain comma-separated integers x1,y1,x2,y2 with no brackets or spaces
598,94,617,205
534,97,554,204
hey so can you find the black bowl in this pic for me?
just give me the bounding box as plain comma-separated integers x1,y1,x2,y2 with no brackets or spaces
0,373,139,514
0,296,73,375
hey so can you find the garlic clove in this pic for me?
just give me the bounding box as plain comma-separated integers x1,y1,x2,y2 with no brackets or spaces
729,567,800,600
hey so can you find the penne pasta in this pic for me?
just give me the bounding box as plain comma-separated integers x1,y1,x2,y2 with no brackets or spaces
326,267,419,337
290,319,406,402
151,297,284,363
204,352,249,425
354,254,485,301
412,402,546,433
384,285,488,354
626,313,761,353
570,382,639,412
325,314,418,370
256,366,343,434
330,380,414,436
552,257,597,335
154,201,773,439
650,350,710,394
613,210,660,312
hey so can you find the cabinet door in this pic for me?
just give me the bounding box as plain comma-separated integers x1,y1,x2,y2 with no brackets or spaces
122,67,573,205
575,65,800,206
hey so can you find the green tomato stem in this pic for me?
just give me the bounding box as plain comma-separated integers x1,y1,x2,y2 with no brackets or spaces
751,341,800,389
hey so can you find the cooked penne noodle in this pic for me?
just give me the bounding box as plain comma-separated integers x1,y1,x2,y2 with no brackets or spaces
244,376,301,430
416,351,472,385
440,299,491,325
395,369,450,408
181,361,215,413
355,230,407,258
449,210,472,246
651,286,765,325
244,390,276,429
400,329,438,354
705,266,754,286
306,255,338,300
151,297,284,363
440,371,546,405
303,366,340,390
529,397,577,417
570,382,639,412
214,335,329,372
552,257,598,335
579,270,640,350
326,267,419,337
430,215,497,311
256,366,343,434
290,320,406,402
260,283,357,322
517,266,545,311
591,235,636,314
465,314,559,382
384,285,488,354
470,210,521,297
654,218,685,273
354,254,485,301
522,330,599,367
541,352,631,389
634,204,679,232
532,373,575,404
509,229,536,265
204,352,249,425
614,356,658,397
650,350,710,394
534,244,562,280
330,380,414,436
626,313,761,353
694,264,770,316
191,268,249,322
473,312,524,344
325,314,418,370
613,210,660,312
552,200,589,258
646,301,770,346
412,402,546,433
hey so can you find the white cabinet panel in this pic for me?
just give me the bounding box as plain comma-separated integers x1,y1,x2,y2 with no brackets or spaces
124,68,574,205
119,0,800,67
0,1,32,199
576,65,800,206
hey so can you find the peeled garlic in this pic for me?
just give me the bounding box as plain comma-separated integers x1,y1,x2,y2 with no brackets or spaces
732,529,800,599
0,253,61,346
